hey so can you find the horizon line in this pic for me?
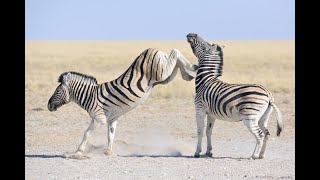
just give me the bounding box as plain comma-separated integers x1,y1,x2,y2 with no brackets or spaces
25,39,295,41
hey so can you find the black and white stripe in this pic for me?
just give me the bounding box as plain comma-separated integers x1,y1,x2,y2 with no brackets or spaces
48,48,197,159
186,33,283,159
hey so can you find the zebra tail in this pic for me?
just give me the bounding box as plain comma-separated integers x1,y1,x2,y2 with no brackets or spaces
270,102,283,136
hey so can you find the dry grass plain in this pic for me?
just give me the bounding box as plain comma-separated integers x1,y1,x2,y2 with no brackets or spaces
25,40,294,179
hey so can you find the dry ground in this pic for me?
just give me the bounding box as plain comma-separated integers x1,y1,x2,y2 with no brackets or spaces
25,40,295,179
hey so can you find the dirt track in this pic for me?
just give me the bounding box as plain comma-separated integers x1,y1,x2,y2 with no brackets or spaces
25,95,294,179
25,40,294,179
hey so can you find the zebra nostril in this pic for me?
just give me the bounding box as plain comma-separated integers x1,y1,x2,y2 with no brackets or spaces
187,33,197,38
48,102,55,111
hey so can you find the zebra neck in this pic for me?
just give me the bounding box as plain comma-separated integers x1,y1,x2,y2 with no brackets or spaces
70,83,98,111
196,58,222,77
195,54,223,87
196,76,220,92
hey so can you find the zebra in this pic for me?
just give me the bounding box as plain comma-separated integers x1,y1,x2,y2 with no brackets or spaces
47,48,198,159
186,33,283,159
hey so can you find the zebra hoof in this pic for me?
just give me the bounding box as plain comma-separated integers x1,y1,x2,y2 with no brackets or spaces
104,149,115,156
182,74,194,81
194,153,200,158
249,155,259,160
205,152,213,157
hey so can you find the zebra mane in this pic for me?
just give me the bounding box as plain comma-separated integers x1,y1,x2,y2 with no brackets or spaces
214,45,223,77
58,71,98,84
215,45,224,57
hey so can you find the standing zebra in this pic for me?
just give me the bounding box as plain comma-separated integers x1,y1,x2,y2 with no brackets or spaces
48,48,198,159
186,33,283,159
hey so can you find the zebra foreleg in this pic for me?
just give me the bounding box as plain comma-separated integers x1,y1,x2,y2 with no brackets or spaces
205,115,215,157
104,120,118,156
243,119,265,160
258,105,273,159
194,109,206,158
64,119,101,159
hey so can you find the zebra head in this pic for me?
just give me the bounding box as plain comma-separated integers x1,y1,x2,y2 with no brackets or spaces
186,33,225,60
47,72,72,111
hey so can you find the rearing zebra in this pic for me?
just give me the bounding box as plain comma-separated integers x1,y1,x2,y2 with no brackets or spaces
186,33,283,159
48,48,198,159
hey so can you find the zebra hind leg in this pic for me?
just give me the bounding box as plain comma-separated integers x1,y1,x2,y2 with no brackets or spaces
205,115,215,157
194,109,206,158
104,120,118,156
243,118,265,160
154,66,179,86
258,104,273,159
170,49,198,81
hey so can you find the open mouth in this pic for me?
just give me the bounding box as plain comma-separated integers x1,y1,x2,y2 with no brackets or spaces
187,38,194,46
187,37,194,44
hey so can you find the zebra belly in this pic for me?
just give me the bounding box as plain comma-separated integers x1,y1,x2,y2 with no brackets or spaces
207,111,243,122
104,89,152,121
207,102,269,122
206,104,243,122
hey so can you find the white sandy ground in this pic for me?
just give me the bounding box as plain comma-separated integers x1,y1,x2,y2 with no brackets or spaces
25,93,295,179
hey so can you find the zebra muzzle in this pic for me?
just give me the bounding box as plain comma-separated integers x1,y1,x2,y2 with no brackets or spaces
186,33,197,43
47,102,57,112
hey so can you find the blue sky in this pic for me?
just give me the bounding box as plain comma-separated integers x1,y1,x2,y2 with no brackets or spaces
25,0,295,40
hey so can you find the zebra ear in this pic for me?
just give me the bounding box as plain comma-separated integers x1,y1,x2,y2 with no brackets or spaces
211,44,218,53
62,72,72,85
212,43,225,49
205,45,213,52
